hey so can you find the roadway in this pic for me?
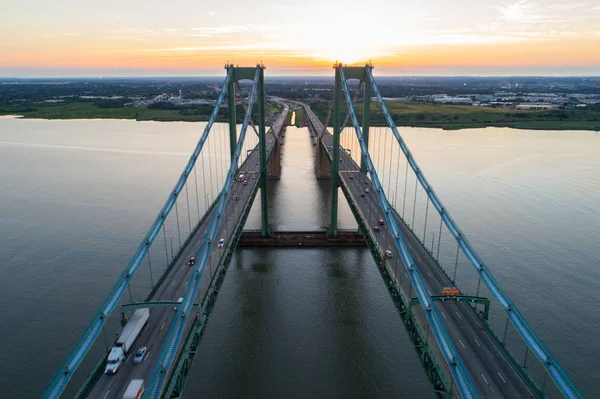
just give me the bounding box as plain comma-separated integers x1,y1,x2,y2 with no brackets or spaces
87,105,288,399
302,103,532,398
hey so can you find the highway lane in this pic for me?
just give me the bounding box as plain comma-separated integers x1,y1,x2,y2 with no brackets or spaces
87,108,288,399
300,102,532,398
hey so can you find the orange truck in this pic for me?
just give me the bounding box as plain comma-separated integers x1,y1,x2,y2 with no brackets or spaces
442,286,460,296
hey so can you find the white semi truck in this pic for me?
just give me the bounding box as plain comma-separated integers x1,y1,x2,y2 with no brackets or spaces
105,308,150,374
123,379,145,399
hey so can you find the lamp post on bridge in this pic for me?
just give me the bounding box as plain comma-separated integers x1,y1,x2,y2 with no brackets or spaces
170,237,174,259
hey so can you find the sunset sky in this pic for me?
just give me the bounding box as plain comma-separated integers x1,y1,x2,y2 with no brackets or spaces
1,0,599,77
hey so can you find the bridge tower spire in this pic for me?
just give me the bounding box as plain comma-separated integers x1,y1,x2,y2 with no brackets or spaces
360,64,372,174
330,63,373,236
329,63,342,236
227,69,237,159
226,64,269,236
257,65,269,237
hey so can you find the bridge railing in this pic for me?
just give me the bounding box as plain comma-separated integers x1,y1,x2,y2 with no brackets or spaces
361,68,582,398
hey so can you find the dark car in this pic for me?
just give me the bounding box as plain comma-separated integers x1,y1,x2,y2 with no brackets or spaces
378,219,385,226
373,226,380,232
243,180,248,186
361,193,365,198
364,181,369,185
188,256,196,266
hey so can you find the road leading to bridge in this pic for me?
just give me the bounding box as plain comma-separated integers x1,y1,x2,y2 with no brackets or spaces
86,106,288,399
301,102,532,398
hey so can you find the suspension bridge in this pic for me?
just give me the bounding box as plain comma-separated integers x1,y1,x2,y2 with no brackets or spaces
42,64,582,399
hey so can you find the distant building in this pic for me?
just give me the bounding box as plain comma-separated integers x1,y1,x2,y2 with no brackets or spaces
433,96,473,105
516,103,559,110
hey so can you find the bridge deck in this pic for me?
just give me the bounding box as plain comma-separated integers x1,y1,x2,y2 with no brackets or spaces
86,107,288,399
304,103,532,398
238,229,366,247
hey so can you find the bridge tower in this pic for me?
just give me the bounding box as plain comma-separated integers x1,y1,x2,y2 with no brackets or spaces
329,63,373,236
227,65,270,236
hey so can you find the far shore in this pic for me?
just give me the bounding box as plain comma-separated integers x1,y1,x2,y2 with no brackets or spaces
2,101,600,131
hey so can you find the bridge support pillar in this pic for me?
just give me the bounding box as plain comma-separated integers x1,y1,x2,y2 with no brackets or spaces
315,136,331,179
267,136,282,179
329,65,342,237
258,67,270,236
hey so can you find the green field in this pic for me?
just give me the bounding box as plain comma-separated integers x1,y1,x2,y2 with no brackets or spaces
0,100,288,124
0,102,215,122
2,100,600,131
308,100,600,131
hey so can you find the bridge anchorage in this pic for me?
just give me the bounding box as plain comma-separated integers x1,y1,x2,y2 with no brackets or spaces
43,63,582,399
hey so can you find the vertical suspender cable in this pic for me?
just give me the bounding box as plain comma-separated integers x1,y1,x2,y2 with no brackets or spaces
185,182,192,235
402,160,408,218
193,165,200,221
411,176,418,228
175,201,182,248
394,143,401,209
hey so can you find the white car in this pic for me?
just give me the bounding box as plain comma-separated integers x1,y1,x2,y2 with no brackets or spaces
218,238,225,247
174,297,183,311
385,250,393,258
133,347,147,364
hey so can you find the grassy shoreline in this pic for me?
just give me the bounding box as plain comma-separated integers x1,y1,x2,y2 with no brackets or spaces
2,101,600,131
310,101,600,131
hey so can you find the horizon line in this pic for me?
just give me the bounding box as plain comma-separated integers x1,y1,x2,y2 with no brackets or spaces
2,74,600,80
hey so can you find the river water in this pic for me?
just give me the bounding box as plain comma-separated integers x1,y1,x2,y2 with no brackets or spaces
0,116,598,397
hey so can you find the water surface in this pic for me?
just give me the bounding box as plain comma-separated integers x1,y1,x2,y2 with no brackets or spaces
0,117,598,397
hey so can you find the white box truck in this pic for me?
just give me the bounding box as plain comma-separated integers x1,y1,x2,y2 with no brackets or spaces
105,308,149,374
123,379,144,399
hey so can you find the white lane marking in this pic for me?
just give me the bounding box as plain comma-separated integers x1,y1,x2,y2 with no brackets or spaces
455,311,462,320
479,373,490,387
474,338,481,347
171,281,176,287
427,272,432,278
103,391,110,399
125,354,131,363
184,281,188,288
498,372,506,383
441,312,447,320
459,339,465,348
160,322,166,331
481,374,490,386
